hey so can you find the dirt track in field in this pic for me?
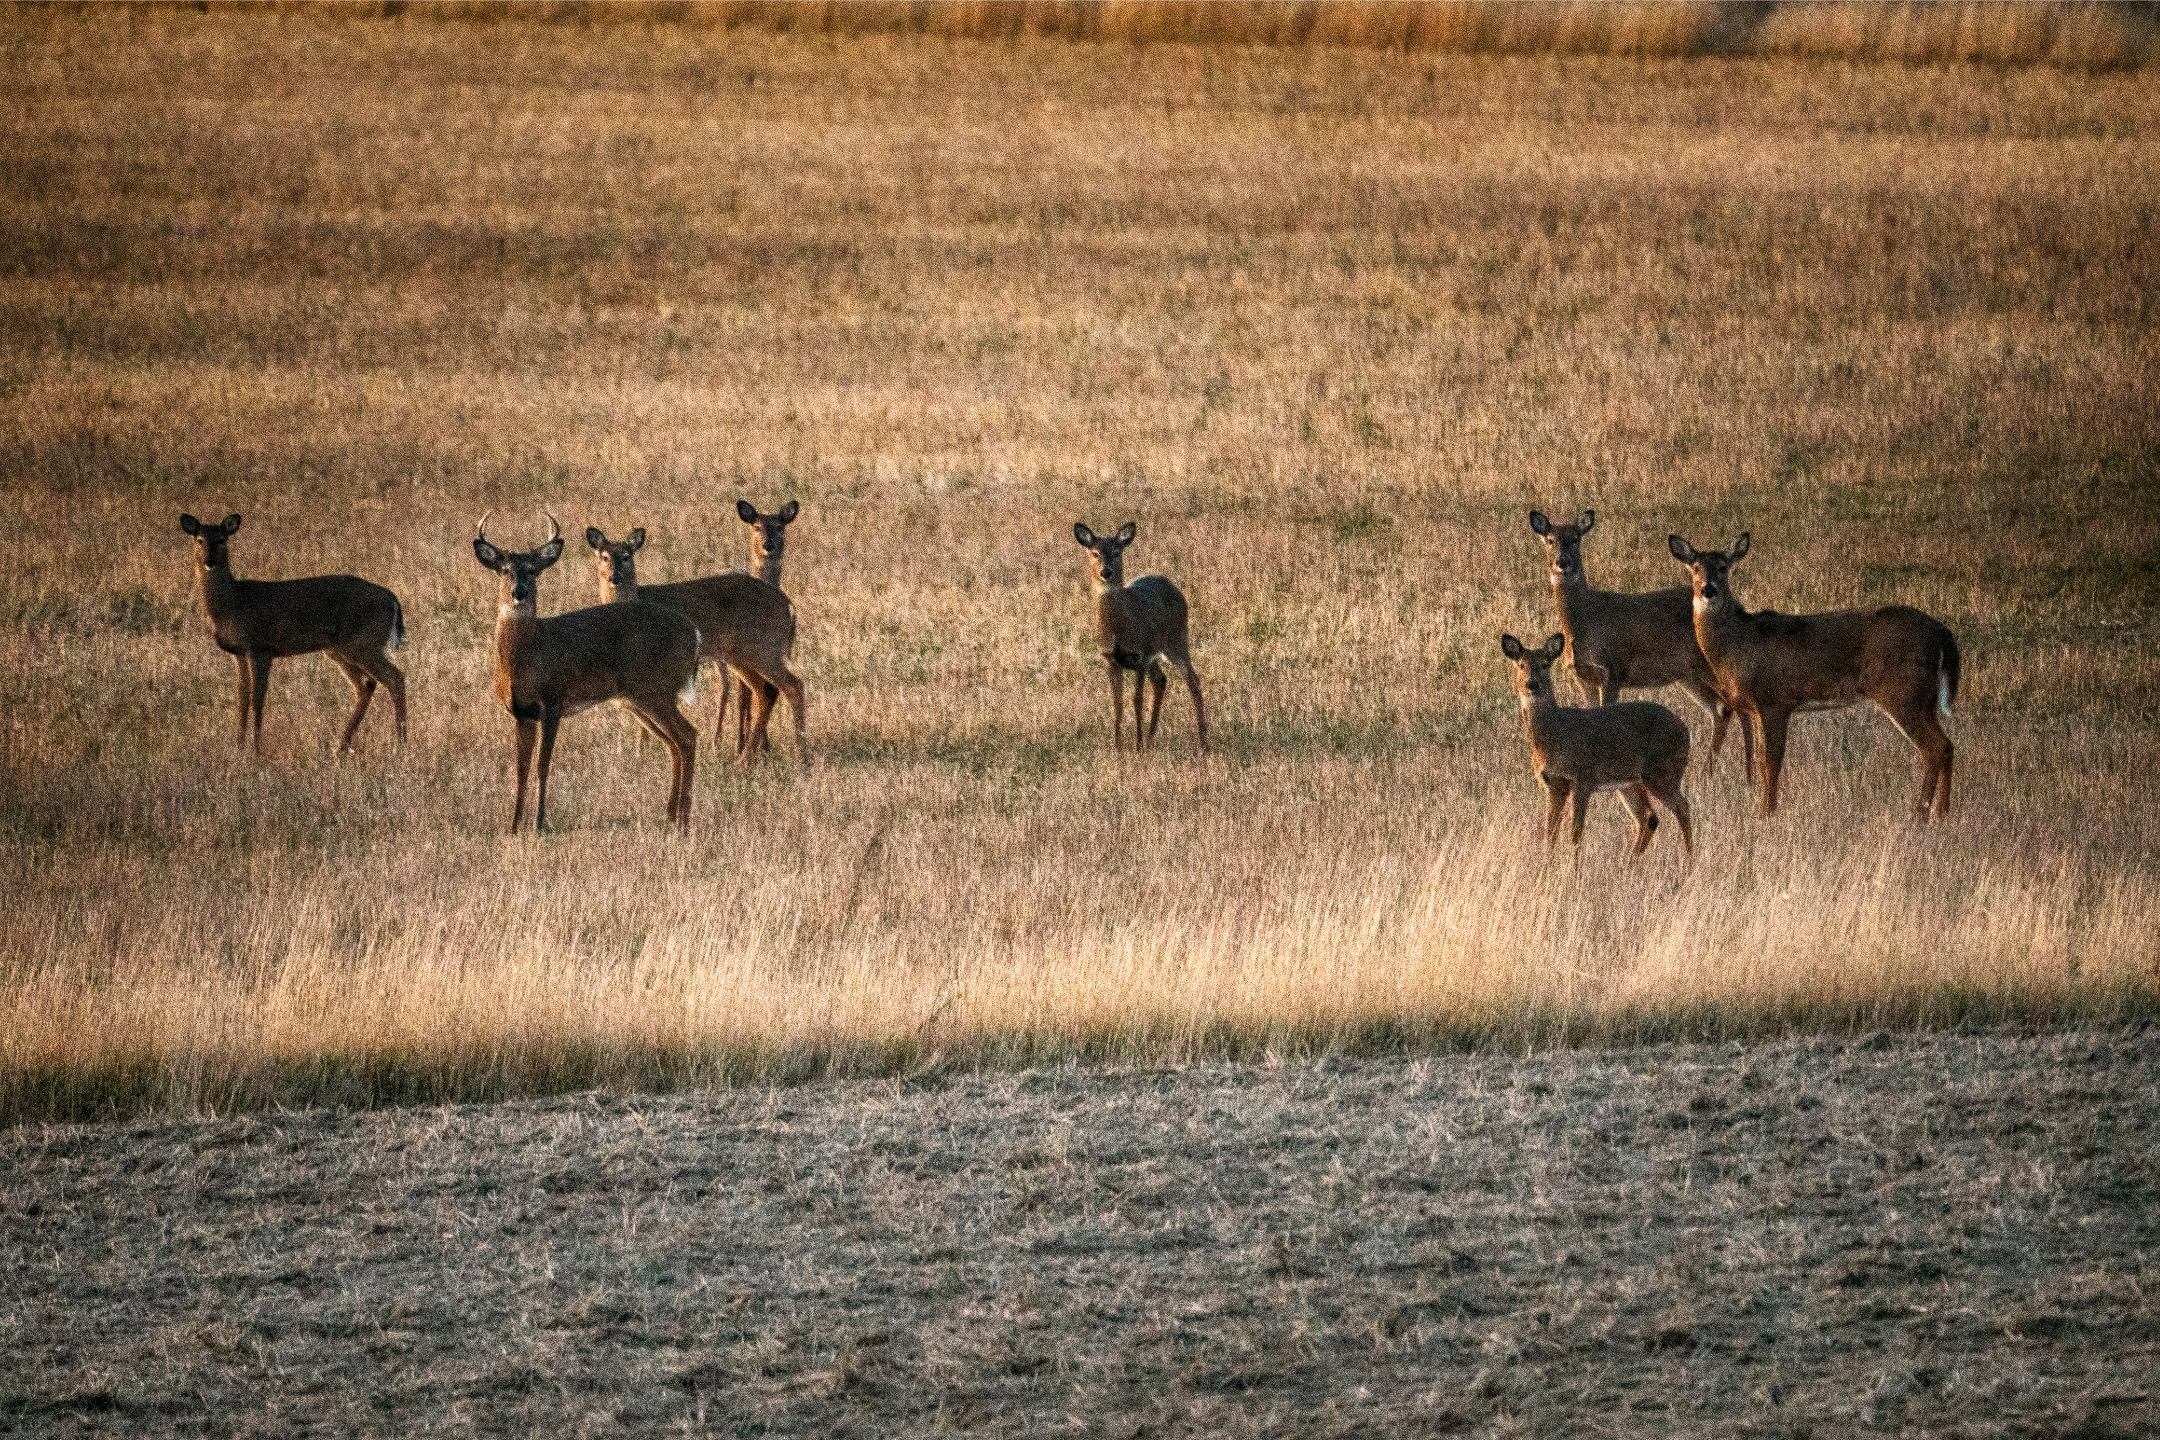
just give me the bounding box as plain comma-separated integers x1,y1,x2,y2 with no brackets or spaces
4,1028,2158,1437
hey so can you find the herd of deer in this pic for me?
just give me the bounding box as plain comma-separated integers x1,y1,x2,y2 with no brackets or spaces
177,500,1958,848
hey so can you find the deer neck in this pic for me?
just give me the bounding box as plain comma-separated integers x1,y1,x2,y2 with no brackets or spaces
751,553,783,587
195,558,240,627
1519,689,1563,746
1692,590,1747,661
601,574,638,604
1549,566,1592,625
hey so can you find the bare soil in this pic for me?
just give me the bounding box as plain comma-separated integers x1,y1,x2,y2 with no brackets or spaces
3,1028,2157,1437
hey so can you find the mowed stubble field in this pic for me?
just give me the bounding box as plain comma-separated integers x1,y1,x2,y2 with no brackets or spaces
1,16,2158,1110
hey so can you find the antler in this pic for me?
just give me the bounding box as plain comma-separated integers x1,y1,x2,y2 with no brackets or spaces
540,510,561,547
476,510,494,544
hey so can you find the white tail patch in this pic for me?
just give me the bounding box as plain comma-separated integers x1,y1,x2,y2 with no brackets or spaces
1937,665,1953,728
680,627,703,706
388,610,406,653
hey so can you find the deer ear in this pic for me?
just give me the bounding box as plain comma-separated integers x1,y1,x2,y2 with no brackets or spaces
1528,510,1550,536
179,513,201,535
776,500,799,524
628,528,645,550
1114,521,1137,546
535,536,564,567
1730,532,1751,563
220,514,243,535
1500,633,1524,660
1667,534,1695,564
1543,633,1566,660
736,500,759,525
473,538,505,571
1576,509,1594,534
1073,523,1095,547
584,527,607,551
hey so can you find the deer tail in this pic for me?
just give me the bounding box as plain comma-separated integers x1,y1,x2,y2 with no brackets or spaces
679,627,703,707
387,596,406,653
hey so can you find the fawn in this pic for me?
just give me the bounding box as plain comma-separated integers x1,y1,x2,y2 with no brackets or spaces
1074,521,1209,754
1502,631,1693,855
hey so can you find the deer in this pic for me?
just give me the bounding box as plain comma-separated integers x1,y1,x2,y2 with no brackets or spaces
1074,521,1209,755
178,512,407,755
473,513,701,833
1667,533,1959,821
718,498,800,757
1501,631,1693,856
1528,508,1745,774
585,522,806,766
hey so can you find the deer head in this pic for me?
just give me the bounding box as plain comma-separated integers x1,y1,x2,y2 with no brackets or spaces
473,511,564,614
585,525,646,599
1500,631,1568,708
1073,520,1137,588
736,499,798,575
1527,508,1595,583
179,512,243,569
1668,532,1751,613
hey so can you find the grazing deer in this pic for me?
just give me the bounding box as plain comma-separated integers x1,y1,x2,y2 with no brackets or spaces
179,512,407,755
1074,521,1209,754
719,498,800,756
1668,533,1959,821
1502,631,1693,856
473,513,701,833
585,524,806,766
1528,508,1744,772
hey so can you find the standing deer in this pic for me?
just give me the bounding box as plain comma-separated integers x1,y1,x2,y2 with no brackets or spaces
1501,631,1693,856
1074,521,1209,754
1528,508,1744,772
473,513,701,833
718,498,800,757
1668,533,1959,821
585,523,806,765
179,512,407,755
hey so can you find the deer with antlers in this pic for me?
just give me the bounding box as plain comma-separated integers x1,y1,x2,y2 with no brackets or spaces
473,513,702,833
586,522,805,765
1528,508,1745,773
179,512,407,755
1668,533,1959,821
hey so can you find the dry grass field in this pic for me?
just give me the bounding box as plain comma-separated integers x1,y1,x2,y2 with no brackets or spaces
2,9,2158,1125
6,1030,2158,1436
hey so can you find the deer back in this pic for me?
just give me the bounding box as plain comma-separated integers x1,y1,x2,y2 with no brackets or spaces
642,574,792,666
207,573,400,658
1558,582,1711,689
1098,575,1189,663
1700,603,1947,712
1528,700,1690,788
498,602,699,718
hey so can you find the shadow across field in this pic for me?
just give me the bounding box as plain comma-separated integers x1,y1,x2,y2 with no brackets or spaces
4,1029,2156,1436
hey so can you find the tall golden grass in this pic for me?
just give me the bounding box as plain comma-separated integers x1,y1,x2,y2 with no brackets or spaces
272,0,2160,70
0,11,2155,1123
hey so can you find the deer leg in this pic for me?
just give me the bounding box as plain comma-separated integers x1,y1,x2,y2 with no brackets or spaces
1619,783,1658,855
368,651,408,744
1131,664,1147,750
511,717,537,833
773,666,808,766
1756,708,1792,817
248,653,273,754
1176,658,1210,755
1145,664,1168,745
1650,769,1694,856
755,680,779,755
1542,779,1570,848
232,652,253,747
534,709,561,833
739,674,776,769
715,667,734,751
331,656,376,755
1569,784,1591,846
1106,662,1126,752
1572,661,1606,707
659,703,697,831
1896,704,1954,822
